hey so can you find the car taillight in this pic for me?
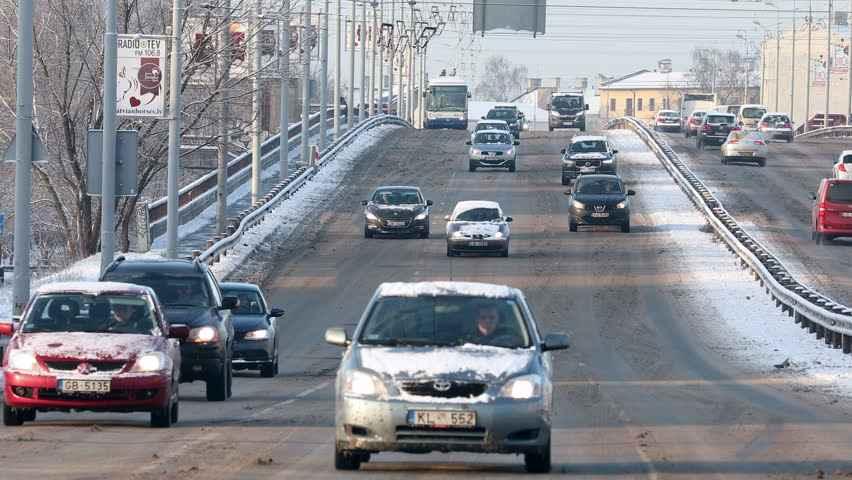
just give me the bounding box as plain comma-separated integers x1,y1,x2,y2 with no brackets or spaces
728,139,739,144
732,126,742,131
839,163,848,172
760,122,768,128
753,140,765,145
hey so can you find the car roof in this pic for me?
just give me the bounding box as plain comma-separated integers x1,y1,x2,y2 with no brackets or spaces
706,112,736,117
474,129,511,135
104,257,206,276
575,173,622,182
740,104,768,108
761,112,790,117
219,282,262,292
690,110,707,114
36,281,154,297
452,200,501,215
476,119,508,125
373,185,421,191
376,281,520,299
571,135,607,142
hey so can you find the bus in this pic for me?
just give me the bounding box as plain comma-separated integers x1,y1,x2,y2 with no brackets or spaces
424,76,470,129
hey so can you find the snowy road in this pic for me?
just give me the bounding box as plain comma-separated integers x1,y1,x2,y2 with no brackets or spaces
1,127,852,479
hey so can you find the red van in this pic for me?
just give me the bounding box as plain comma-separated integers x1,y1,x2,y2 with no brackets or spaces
811,179,852,244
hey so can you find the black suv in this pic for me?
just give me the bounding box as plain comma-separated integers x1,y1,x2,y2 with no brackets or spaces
696,112,737,149
101,257,237,401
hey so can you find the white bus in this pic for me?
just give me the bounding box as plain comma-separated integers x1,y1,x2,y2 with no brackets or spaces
424,76,470,129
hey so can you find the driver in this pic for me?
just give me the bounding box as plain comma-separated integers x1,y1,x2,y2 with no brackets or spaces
472,305,501,341
106,301,144,333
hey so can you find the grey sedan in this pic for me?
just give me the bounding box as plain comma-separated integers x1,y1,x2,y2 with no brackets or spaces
467,130,519,172
325,281,569,472
721,130,768,167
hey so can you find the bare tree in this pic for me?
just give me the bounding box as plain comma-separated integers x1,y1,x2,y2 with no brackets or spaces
474,55,528,102
690,47,758,104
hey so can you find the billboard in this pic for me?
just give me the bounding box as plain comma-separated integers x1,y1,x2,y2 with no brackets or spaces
116,35,167,117
473,0,546,36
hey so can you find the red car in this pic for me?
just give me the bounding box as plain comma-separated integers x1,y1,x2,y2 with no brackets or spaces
811,179,852,244
1,282,187,427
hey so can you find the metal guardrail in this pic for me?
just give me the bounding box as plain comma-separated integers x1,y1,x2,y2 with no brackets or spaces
794,125,852,140
193,114,410,265
609,116,852,354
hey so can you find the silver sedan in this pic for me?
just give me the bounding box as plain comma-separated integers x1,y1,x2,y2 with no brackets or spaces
325,281,570,473
720,130,768,167
467,130,519,172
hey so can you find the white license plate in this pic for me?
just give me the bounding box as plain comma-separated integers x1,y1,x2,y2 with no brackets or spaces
591,212,609,218
58,379,111,393
842,212,852,218
468,241,488,247
387,221,406,227
410,410,476,428
579,167,597,173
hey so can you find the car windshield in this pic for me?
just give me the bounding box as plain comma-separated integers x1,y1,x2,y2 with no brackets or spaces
222,290,265,314
692,112,706,118
454,207,501,222
476,123,506,132
707,115,734,124
827,183,852,203
486,109,516,121
763,115,790,124
372,189,422,205
743,107,767,119
103,272,211,307
426,85,467,112
359,296,531,348
570,140,607,153
22,293,157,335
474,132,511,144
552,96,582,108
576,177,623,195
843,154,852,164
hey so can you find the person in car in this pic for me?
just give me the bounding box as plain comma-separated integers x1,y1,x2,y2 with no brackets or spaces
474,305,501,339
104,301,148,334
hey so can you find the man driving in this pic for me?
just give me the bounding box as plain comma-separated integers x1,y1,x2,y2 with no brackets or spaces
105,301,146,333
472,305,501,341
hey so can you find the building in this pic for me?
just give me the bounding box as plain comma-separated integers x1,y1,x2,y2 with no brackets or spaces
598,62,701,123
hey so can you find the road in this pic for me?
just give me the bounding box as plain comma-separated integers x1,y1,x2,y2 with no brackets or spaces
2,125,852,479
657,129,852,307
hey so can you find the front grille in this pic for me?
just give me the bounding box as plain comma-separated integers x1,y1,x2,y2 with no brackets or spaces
461,233,491,240
38,388,156,401
44,360,126,373
399,380,487,399
572,159,601,167
396,426,486,443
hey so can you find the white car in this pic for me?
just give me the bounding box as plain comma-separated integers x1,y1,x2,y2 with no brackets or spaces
652,110,681,132
445,200,512,257
758,112,794,142
720,130,768,167
835,150,852,179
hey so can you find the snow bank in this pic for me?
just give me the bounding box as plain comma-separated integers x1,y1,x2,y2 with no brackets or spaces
360,344,533,381
608,128,852,400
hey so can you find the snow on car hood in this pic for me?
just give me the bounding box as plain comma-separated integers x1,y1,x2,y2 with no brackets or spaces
358,344,534,381
15,332,157,360
453,222,503,236
569,152,609,160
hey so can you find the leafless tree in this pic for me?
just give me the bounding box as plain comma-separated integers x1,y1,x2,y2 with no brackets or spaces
690,47,759,104
474,55,528,102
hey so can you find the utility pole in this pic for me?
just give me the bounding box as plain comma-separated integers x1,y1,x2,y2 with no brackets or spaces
378,1,384,114
407,0,415,124
790,0,796,119
847,0,852,125
419,47,425,128
166,0,184,259
775,7,781,111
301,0,312,167
825,0,833,129
251,0,262,204
359,0,367,121
100,0,118,274
217,0,232,235
334,0,342,137
348,0,356,128
319,0,329,149
389,0,395,115
805,0,812,131
280,0,291,181
368,1,377,116
12,0,33,313
398,0,405,118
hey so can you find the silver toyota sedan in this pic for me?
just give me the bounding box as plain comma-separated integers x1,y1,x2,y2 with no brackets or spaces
467,129,519,172
325,281,570,473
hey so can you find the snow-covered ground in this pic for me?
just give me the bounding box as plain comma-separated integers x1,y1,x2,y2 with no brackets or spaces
609,128,852,401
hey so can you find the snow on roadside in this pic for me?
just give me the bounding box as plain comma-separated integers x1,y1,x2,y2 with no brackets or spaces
609,128,852,401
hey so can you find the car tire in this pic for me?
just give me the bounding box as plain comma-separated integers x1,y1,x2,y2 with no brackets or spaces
363,225,372,238
758,158,766,167
569,221,578,232
21,408,36,422
524,437,552,473
500,247,509,257
621,221,631,233
548,125,553,132
561,176,570,186
420,226,430,239
446,246,455,257
469,162,477,172
260,361,276,378
721,157,727,165
150,396,174,428
579,125,586,132
696,139,703,150
508,161,516,173
206,362,229,402
2,404,24,426
335,446,362,471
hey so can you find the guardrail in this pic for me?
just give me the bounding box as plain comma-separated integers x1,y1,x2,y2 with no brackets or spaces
609,116,852,354
193,114,410,265
794,125,852,140
146,107,348,239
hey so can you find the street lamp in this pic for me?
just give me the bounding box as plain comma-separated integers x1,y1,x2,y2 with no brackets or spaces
736,30,751,104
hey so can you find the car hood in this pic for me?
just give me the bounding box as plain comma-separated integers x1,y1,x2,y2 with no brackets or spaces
568,152,610,160
163,306,217,327
450,222,505,235
357,344,535,382
472,143,511,150
369,204,424,217
573,193,627,206
14,332,158,360
232,314,270,333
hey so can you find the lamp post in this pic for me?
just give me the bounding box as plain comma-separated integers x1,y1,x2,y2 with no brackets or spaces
737,30,750,104
805,0,812,130
826,0,833,129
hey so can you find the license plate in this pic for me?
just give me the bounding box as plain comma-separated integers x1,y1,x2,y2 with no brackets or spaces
579,167,597,173
410,410,476,428
842,212,852,217
591,212,609,218
468,241,488,247
58,379,111,393
387,221,405,227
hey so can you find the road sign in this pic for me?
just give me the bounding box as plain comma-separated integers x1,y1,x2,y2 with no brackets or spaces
86,129,139,196
116,35,167,118
2,126,48,164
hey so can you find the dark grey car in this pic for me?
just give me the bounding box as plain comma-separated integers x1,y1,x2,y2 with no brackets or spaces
325,281,570,473
363,186,433,238
566,174,635,232
220,282,285,377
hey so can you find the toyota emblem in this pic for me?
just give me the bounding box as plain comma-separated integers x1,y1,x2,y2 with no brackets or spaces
432,380,452,392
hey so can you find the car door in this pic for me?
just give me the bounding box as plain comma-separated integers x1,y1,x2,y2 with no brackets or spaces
813,180,826,229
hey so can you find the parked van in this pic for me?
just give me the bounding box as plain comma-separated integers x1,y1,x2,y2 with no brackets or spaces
737,104,769,129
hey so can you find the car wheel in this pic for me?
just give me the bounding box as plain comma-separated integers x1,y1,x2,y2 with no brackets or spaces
226,359,233,398
721,157,727,165
2,404,24,426
468,162,477,172
758,158,766,167
815,232,825,245
569,221,578,232
363,225,373,239
621,221,631,233
21,408,36,422
335,446,362,470
696,139,702,149
420,226,430,239
150,395,174,428
500,246,509,257
548,125,553,132
260,361,276,378
508,161,516,172
561,176,570,186
524,437,552,473
206,362,229,402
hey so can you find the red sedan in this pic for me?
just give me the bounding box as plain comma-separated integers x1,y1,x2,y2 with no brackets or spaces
1,282,187,427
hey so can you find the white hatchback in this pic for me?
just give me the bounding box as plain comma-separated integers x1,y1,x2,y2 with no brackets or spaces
835,150,852,180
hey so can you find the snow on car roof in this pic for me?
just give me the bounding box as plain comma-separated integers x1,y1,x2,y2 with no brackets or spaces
376,281,519,299
571,135,606,143
35,281,152,296
452,200,501,216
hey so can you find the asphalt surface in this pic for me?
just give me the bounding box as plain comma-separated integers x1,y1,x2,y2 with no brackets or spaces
657,128,852,307
2,124,852,479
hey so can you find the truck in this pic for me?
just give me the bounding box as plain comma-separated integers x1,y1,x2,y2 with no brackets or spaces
679,93,716,130
547,91,589,132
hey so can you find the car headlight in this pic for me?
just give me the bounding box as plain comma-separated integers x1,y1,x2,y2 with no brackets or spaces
602,158,614,164
550,111,560,117
343,369,388,398
188,325,219,343
493,231,504,239
7,350,39,372
505,148,514,156
616,200,628,209
365,210,379,221
451,230,465,239
562,157,575,165
426,112,436,119
130,352,171,373
244,329,271,340
415,211,428,220
470,148,481,156
499,374,542,400
572,199,586,209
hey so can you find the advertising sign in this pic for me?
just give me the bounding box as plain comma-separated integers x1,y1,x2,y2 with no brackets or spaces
117,35,167,118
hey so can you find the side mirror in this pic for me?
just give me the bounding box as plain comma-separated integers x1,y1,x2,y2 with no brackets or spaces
465,140,472,145
0,322,15,336
504,216,513,223
513,140,520,146
481,116,486,120
269,307,285,318
627,189,636,196
443,215,451,221
542,333,570,351
168,324,190,340
325,327,350,347
809,192,817,200
361,200,368,206
584,104,589,111
560,148,566,154
220,296,239,311
467,92,472,98
426,200,434,206
612,149,619,154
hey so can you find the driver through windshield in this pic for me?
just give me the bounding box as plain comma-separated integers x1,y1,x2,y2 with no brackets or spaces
372,189,422,205
576,177,624,195
22,294,158,335
454,207,501,222
474,132,511,145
